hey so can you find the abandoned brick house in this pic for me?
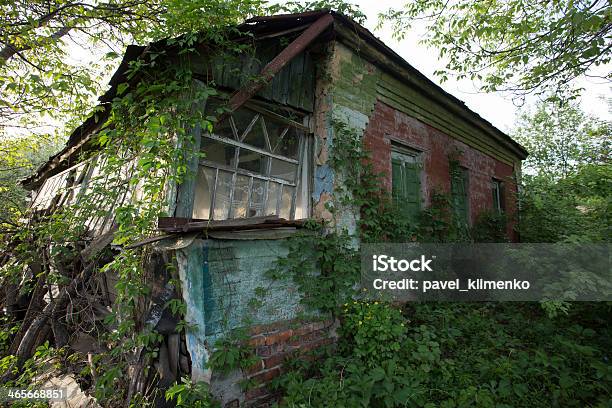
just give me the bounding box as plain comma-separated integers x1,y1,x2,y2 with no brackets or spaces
22,10,527,406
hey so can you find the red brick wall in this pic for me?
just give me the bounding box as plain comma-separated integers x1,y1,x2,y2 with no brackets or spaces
363,100,519,239
240,319,336,407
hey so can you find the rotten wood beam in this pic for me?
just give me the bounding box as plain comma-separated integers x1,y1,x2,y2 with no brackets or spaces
222,13,334,118
157,216,305,233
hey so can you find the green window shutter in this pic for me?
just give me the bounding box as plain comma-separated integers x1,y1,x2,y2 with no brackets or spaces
451,168,469,225
392,153,421,223
392,158,404,201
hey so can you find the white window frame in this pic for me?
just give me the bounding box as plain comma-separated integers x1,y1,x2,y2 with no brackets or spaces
193,101,311,221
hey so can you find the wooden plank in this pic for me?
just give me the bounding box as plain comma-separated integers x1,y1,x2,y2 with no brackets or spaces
175,100,205,218
300,52,314,111
80,224,118,261
377,74,517,165
157,215,305,233
223,13,334,117
125,234,177,249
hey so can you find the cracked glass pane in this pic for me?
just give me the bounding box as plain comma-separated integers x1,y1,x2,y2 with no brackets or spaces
201,137,236,167
270,158,297,183
238,149,269,174
242,116,267,149
232,109,258,141
230,174,250,218
265,182,280,216
193,167,214,219
249,179,265,217
280,185,294,219
212,170,233,220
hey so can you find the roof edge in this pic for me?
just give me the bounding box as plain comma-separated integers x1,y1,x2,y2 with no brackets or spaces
327,11,527,160
23,9,527,190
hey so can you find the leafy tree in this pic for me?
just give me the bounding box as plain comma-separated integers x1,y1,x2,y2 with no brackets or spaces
0,0,268,245
270,0,366,23
514,101,611,243
0,134,62,237
0,0,267,135
381,0,612,98
518,163,611,243
513,100,609,178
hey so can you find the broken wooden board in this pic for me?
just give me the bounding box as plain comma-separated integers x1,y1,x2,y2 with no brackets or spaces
157,215,306,233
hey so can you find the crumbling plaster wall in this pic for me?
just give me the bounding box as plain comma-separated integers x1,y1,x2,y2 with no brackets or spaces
176,237,316,405
311,42,379,234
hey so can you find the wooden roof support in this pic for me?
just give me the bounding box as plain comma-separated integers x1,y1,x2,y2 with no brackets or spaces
223,12,334,116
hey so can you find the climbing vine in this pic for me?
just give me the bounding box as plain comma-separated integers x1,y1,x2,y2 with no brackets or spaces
0,28,253,406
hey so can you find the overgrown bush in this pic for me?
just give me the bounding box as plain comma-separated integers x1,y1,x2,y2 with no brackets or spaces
339,302,406,367
519,163,611,243
274,302,612,407
471,209,509,243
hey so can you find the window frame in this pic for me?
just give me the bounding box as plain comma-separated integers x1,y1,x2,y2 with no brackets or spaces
390,144,422,222
492,178,505,214
194,101,311,221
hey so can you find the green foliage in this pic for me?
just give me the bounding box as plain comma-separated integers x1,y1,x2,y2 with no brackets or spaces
166,378,219,407
519,164,611,243
339,302,406,368
516,104,612,242
329,120,416,243
513,100,610,316
0,134,63,243
0,0,268,136
514,101,609,178
381,0,612,98
471,210,509,243
270,1,366,24
416,191,470,243
274,303,612,407
207,328,260,375
0,341,64,408
267,221,360,315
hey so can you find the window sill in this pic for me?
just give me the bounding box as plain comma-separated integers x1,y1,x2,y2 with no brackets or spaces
157,215,306,234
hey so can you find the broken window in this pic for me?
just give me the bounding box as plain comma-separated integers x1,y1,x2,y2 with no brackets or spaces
30,155,138,236
31,160,94,210
391,145,421,223
492,179,505,213
193,102,311,220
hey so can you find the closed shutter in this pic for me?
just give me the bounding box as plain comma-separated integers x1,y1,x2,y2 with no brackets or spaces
451,168,469,226
391,151,421,222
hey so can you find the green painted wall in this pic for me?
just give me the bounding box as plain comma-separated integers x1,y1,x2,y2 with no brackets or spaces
177,237,303,376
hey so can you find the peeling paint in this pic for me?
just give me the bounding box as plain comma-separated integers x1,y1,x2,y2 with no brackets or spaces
313,164,334,202
176,240,211,383
176,236,306,389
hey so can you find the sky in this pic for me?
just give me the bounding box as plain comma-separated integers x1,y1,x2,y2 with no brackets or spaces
351,0,611,133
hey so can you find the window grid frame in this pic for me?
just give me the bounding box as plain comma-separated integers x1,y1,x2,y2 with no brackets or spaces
196,106,307,221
